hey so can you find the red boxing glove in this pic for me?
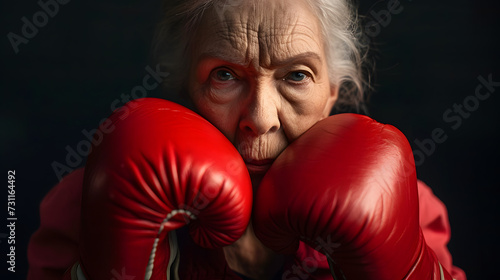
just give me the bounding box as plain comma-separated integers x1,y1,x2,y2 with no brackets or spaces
253,114,453,279
65,98,252,279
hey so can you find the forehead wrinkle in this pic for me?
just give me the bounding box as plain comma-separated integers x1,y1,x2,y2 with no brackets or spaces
215,17,260,67
289,23,323,54
258,20,322,70
256,2,299,68
202,0,321,70
258,21,290,68
257,2,322,69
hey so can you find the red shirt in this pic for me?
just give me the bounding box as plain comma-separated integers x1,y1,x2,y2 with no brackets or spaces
27,168,466,280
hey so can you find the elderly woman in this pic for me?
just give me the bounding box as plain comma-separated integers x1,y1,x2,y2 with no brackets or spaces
28,0,466,279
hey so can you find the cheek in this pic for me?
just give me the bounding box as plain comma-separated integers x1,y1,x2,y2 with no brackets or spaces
281,85,333,140
189,91,239,142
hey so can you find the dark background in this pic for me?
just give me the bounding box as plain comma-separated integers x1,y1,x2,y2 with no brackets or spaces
1,0,499,279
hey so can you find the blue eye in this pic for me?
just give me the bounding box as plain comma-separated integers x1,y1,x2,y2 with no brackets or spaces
215,69,235,81
286,71,308,82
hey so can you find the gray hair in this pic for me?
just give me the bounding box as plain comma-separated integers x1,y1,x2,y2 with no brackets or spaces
152,0,372,114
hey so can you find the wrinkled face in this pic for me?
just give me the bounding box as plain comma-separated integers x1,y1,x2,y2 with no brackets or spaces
189,0,338,178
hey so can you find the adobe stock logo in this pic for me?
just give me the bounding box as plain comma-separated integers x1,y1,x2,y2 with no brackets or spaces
412,74,499,166
7,0,71,54
51,64,169,181
361,0,413,42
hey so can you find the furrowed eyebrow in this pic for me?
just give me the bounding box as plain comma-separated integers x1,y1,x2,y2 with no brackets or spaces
197,51,322,69
198,50,247,66
269,52,322,68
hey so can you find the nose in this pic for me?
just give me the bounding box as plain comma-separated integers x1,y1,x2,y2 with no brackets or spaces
239,83,280,136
